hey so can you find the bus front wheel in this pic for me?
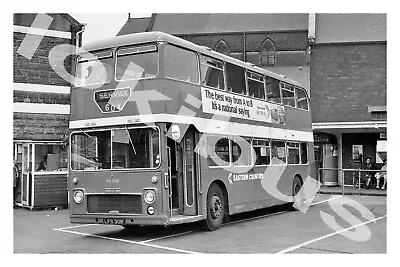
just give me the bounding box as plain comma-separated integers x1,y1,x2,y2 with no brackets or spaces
203,183,225,231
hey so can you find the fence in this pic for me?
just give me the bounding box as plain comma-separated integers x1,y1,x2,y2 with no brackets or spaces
318,168,387,195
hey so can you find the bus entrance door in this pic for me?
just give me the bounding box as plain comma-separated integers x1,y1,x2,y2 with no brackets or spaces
167,129,198,217
181,130,197,215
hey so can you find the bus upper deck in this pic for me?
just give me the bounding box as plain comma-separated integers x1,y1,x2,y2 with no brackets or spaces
70,31,311,138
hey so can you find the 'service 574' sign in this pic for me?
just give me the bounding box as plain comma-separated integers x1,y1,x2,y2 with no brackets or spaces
201,87,285,125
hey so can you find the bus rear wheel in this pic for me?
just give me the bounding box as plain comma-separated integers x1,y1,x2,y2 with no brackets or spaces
203,183,225,231
286,176,304,211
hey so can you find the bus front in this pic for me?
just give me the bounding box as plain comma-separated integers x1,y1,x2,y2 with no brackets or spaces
68,35,171,227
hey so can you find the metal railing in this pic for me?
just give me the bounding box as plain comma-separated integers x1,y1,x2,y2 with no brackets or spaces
318,168,387,195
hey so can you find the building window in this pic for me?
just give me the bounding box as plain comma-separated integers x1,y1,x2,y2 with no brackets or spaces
34,144,67,172
215,40,230,55
371,112,387,121
368,106,387,121
260,38,276,66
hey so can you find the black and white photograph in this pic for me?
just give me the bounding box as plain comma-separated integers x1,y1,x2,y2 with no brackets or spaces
10,2,393,258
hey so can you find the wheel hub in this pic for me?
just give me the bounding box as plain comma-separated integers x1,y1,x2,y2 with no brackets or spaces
210,195,222,219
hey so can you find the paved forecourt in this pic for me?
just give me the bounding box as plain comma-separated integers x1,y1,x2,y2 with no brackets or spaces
14,194,386,254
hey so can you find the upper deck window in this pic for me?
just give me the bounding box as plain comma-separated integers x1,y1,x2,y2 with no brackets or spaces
225,63,247,95
164,44,199,84
281,83,296,107
266,76,281,104
116,44,158,81
76,50,113,86
247,71,265,99
200,56,225,90
295,87,309,111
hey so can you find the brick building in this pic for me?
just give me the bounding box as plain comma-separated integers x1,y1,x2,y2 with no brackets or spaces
13,13,84,208
117,13,387,186
310,14,387,186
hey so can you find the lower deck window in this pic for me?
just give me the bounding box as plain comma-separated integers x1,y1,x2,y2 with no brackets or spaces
253,139,270,165
231,138,252,166
271,140,286,163
301,142,308,164
287,142,300,164
207,135,230,167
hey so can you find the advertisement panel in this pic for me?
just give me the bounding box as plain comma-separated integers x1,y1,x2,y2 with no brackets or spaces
201,87,285,125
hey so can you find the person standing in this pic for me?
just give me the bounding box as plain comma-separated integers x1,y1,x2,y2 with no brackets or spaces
13,159,19,207
364,157,377,189
375,159,387,190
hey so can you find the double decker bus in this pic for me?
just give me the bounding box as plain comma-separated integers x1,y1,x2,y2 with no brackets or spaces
69,32,314,231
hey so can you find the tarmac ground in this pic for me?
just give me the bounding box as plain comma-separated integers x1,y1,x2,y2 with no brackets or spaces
13,194,386,254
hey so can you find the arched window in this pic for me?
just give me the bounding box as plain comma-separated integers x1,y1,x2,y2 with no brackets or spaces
260,38,276,66
215,40,230,55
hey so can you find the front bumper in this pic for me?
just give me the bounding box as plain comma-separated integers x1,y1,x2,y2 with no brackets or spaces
70,214,168,226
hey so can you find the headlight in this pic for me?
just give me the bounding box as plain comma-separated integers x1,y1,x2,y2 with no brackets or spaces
144,190,155,204
73,190,84,204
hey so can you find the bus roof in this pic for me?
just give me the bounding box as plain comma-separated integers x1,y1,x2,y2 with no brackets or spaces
82,31,303,88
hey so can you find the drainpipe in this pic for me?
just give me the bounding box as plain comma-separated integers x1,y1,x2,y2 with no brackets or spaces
243,32,246,62
308,13,316,58
70,24,86,88
75,23,86,53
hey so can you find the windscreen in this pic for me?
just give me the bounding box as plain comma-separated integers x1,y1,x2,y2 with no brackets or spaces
71,127,160,171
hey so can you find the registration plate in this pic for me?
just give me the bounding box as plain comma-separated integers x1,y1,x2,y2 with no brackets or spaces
102,218,125,225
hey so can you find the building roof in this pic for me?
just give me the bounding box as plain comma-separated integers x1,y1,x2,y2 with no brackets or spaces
315,13,386,43
146,13,308,34
59,13,81,26
117,17,151,36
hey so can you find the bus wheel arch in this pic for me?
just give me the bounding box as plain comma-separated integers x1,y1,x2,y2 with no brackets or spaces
202,180,229,231
286,175,303,211
293,174,303,196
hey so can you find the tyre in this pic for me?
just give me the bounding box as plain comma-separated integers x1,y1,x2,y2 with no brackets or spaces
286,176,303,211
202,183,225,231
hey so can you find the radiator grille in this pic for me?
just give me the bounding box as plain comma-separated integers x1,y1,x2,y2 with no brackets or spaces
87,194,142,214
